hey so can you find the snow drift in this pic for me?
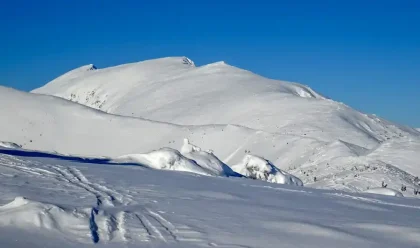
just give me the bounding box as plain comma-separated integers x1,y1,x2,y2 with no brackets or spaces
180,139,240,177
232,154,303,186
116,148,215,176
115,139,304,185
115,140,285,181
0,197,90,242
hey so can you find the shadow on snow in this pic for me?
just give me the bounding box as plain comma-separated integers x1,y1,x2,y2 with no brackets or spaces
0,148,140,166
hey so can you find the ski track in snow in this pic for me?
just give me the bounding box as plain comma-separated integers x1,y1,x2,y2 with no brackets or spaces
1,151,420,248
0,154,219,246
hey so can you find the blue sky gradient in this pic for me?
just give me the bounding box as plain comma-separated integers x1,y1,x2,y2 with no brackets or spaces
1,0,419,126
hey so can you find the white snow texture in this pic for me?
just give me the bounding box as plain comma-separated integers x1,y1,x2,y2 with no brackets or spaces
0,56,419,247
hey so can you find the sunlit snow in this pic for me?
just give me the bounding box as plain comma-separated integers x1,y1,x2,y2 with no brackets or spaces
1,56,419,247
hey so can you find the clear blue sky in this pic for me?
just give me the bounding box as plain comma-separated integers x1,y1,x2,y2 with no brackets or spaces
1,0,419,127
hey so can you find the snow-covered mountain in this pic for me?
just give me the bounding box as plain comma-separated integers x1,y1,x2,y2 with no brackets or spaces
33,57,418,148
28,56,420,194
1,56,420,247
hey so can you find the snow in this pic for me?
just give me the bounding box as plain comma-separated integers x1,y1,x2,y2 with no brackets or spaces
32,57,418,148
47,63,97,85
1,55,420,246
1,149,420,247
368,138,420,176
1,56,420,194
116,147,216,176
116,140,270,180
232,154,303,186
180,139,240,177
365,188,404,197
0,141,21,149
0,196,90,242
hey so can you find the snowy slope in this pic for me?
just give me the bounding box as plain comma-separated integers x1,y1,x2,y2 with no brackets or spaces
291,138,420,195
33,57,418,149
0,85,308,184
1,149,420,248
3,85,420,194
365,187,404,197
0,85,320,164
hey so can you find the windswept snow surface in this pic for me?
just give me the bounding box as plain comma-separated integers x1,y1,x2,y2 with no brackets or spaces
365,188,404,197
1,149,420,248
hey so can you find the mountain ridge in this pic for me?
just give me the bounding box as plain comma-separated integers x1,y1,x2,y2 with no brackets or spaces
31,57,418,148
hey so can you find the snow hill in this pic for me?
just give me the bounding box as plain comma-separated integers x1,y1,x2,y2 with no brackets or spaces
0,56,418,195
33,57,417,149
0,86,302,186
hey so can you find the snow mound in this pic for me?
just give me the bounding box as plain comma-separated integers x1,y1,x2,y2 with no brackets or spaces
231,155,303,186
0,141,22,149
181,139,240,177
364,188,403,197
0,196,30,208
180,138,203,153
116,142,242,178
0,197,88,239
116,148,214,176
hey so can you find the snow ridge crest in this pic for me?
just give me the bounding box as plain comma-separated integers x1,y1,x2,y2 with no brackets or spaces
182,57,195,67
